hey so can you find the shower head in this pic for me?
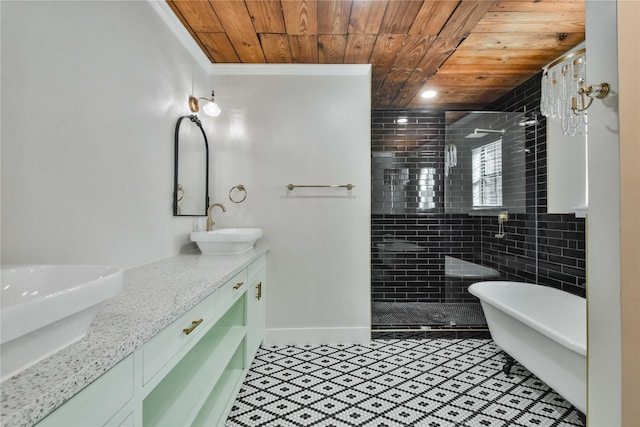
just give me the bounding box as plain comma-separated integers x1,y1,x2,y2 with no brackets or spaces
464,128,505,138
465,131,488,138
518,119,539,126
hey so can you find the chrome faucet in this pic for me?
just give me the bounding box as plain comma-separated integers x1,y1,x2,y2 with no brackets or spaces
206,203,226,231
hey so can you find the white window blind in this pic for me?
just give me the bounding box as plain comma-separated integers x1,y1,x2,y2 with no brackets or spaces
472,139,503,207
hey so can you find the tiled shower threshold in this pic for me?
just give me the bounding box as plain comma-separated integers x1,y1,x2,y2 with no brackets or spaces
371,302,490,340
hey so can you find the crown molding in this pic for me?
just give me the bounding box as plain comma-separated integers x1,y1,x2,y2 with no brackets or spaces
146,0,213,74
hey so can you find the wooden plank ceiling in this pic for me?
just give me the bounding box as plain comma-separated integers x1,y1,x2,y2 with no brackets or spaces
167,0,585,110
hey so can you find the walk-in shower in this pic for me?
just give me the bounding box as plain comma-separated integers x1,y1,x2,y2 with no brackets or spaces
370,110,539,338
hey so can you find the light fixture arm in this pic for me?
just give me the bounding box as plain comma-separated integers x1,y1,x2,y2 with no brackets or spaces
571,82,611,114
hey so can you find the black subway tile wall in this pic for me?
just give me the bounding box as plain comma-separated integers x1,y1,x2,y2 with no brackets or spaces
483,74,586,297
371,74,586,304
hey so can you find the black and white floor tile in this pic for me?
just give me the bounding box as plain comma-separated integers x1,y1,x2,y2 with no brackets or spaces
226,339,583,427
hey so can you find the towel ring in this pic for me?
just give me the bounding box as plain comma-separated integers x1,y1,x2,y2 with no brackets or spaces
229,184,247,203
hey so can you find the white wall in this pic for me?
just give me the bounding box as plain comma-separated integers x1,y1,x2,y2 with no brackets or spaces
1,1,210,268
586,0,622,424
2,2,371,346
208,65,372,345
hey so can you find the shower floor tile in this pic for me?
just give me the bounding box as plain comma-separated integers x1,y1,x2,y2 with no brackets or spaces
225,339,583,427
371,302,487,327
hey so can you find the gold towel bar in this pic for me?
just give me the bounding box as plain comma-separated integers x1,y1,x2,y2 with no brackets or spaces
286,184,354,190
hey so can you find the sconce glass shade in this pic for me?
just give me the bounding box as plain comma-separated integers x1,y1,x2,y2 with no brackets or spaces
202,101,221,117
188,91,221,117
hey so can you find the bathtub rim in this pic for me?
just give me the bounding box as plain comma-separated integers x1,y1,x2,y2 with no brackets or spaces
469,281,586,356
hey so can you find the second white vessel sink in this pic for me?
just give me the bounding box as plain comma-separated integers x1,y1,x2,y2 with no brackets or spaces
191,228,263,254
1,264,123,380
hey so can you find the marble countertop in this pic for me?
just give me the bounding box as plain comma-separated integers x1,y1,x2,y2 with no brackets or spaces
0,243,269,427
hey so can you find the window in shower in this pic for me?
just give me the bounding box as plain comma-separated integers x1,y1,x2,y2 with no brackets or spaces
472,139,503,207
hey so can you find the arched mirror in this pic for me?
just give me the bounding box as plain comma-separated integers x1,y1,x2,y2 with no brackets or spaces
173,115,209,216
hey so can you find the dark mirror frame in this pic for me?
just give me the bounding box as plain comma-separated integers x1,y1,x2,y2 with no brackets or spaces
173,115,210,216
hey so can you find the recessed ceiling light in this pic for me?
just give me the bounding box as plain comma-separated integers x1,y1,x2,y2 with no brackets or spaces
421,90,437,99
397,117,408,124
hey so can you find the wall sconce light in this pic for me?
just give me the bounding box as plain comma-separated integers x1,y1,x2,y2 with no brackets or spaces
540,47,611,136
572,82,610,114
189,90,221,117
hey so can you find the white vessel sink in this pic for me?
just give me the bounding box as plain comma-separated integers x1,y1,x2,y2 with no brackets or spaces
1,264,123,380
191,228,263,254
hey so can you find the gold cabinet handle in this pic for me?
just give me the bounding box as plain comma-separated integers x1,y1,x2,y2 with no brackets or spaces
183,319,203,335
233,281,244,290
256,282,262,300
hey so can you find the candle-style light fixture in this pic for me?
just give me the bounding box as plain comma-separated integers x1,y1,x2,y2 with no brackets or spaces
540,47,611,136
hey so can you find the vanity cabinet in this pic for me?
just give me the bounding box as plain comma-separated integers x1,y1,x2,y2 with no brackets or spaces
35,255,267,427
247,255,266,360
142,295,246,426
36,355,135,427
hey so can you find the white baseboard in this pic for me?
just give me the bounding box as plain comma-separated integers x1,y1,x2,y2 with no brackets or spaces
264,327,371,347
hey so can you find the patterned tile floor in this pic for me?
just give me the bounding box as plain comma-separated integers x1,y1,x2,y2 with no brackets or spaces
226,339,583,427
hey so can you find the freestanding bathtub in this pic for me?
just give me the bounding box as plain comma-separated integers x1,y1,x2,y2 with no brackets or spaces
469,281,586,414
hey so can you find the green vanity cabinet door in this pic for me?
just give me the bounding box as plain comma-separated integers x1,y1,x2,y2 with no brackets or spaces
142,292,248,427
247,255,266,360
142,288,218,386
36,355,134,427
